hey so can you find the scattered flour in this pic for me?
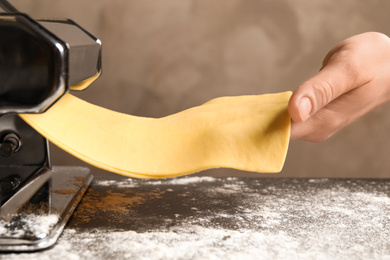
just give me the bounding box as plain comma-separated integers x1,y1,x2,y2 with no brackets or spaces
0,214,59,239
2,178,390,259
94,176,216,188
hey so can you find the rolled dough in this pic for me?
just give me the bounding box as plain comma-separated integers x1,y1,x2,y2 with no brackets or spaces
20,91,292,178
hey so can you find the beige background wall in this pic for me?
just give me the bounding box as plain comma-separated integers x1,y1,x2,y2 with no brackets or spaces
11,0,390,178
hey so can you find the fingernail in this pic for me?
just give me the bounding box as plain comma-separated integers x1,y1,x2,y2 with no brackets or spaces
299,97,312,121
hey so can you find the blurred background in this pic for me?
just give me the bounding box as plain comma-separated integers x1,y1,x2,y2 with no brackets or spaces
11,0,390,178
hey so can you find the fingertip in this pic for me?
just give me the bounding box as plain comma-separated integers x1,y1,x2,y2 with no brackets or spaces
298,97,312,121
288,91,312,123
288,93,300,122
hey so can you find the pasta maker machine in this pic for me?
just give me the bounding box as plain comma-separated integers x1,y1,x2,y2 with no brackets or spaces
0,0,101,251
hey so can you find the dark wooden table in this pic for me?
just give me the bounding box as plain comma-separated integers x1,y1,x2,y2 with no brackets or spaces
2,175,390,259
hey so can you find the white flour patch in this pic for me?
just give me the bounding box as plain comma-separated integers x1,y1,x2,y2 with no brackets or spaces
5,220,390,260
0,214,59,239
94,176,216,188
0,225,333,260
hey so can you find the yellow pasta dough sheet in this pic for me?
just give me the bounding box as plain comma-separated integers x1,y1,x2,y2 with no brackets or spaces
20,91,292,179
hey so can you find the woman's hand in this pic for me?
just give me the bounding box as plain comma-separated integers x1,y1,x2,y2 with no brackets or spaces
289,32,390,142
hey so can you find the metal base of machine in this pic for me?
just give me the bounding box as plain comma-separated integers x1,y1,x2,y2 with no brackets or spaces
0,166,92,252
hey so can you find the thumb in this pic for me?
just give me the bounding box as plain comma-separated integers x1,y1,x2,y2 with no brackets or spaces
288,60,365,123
